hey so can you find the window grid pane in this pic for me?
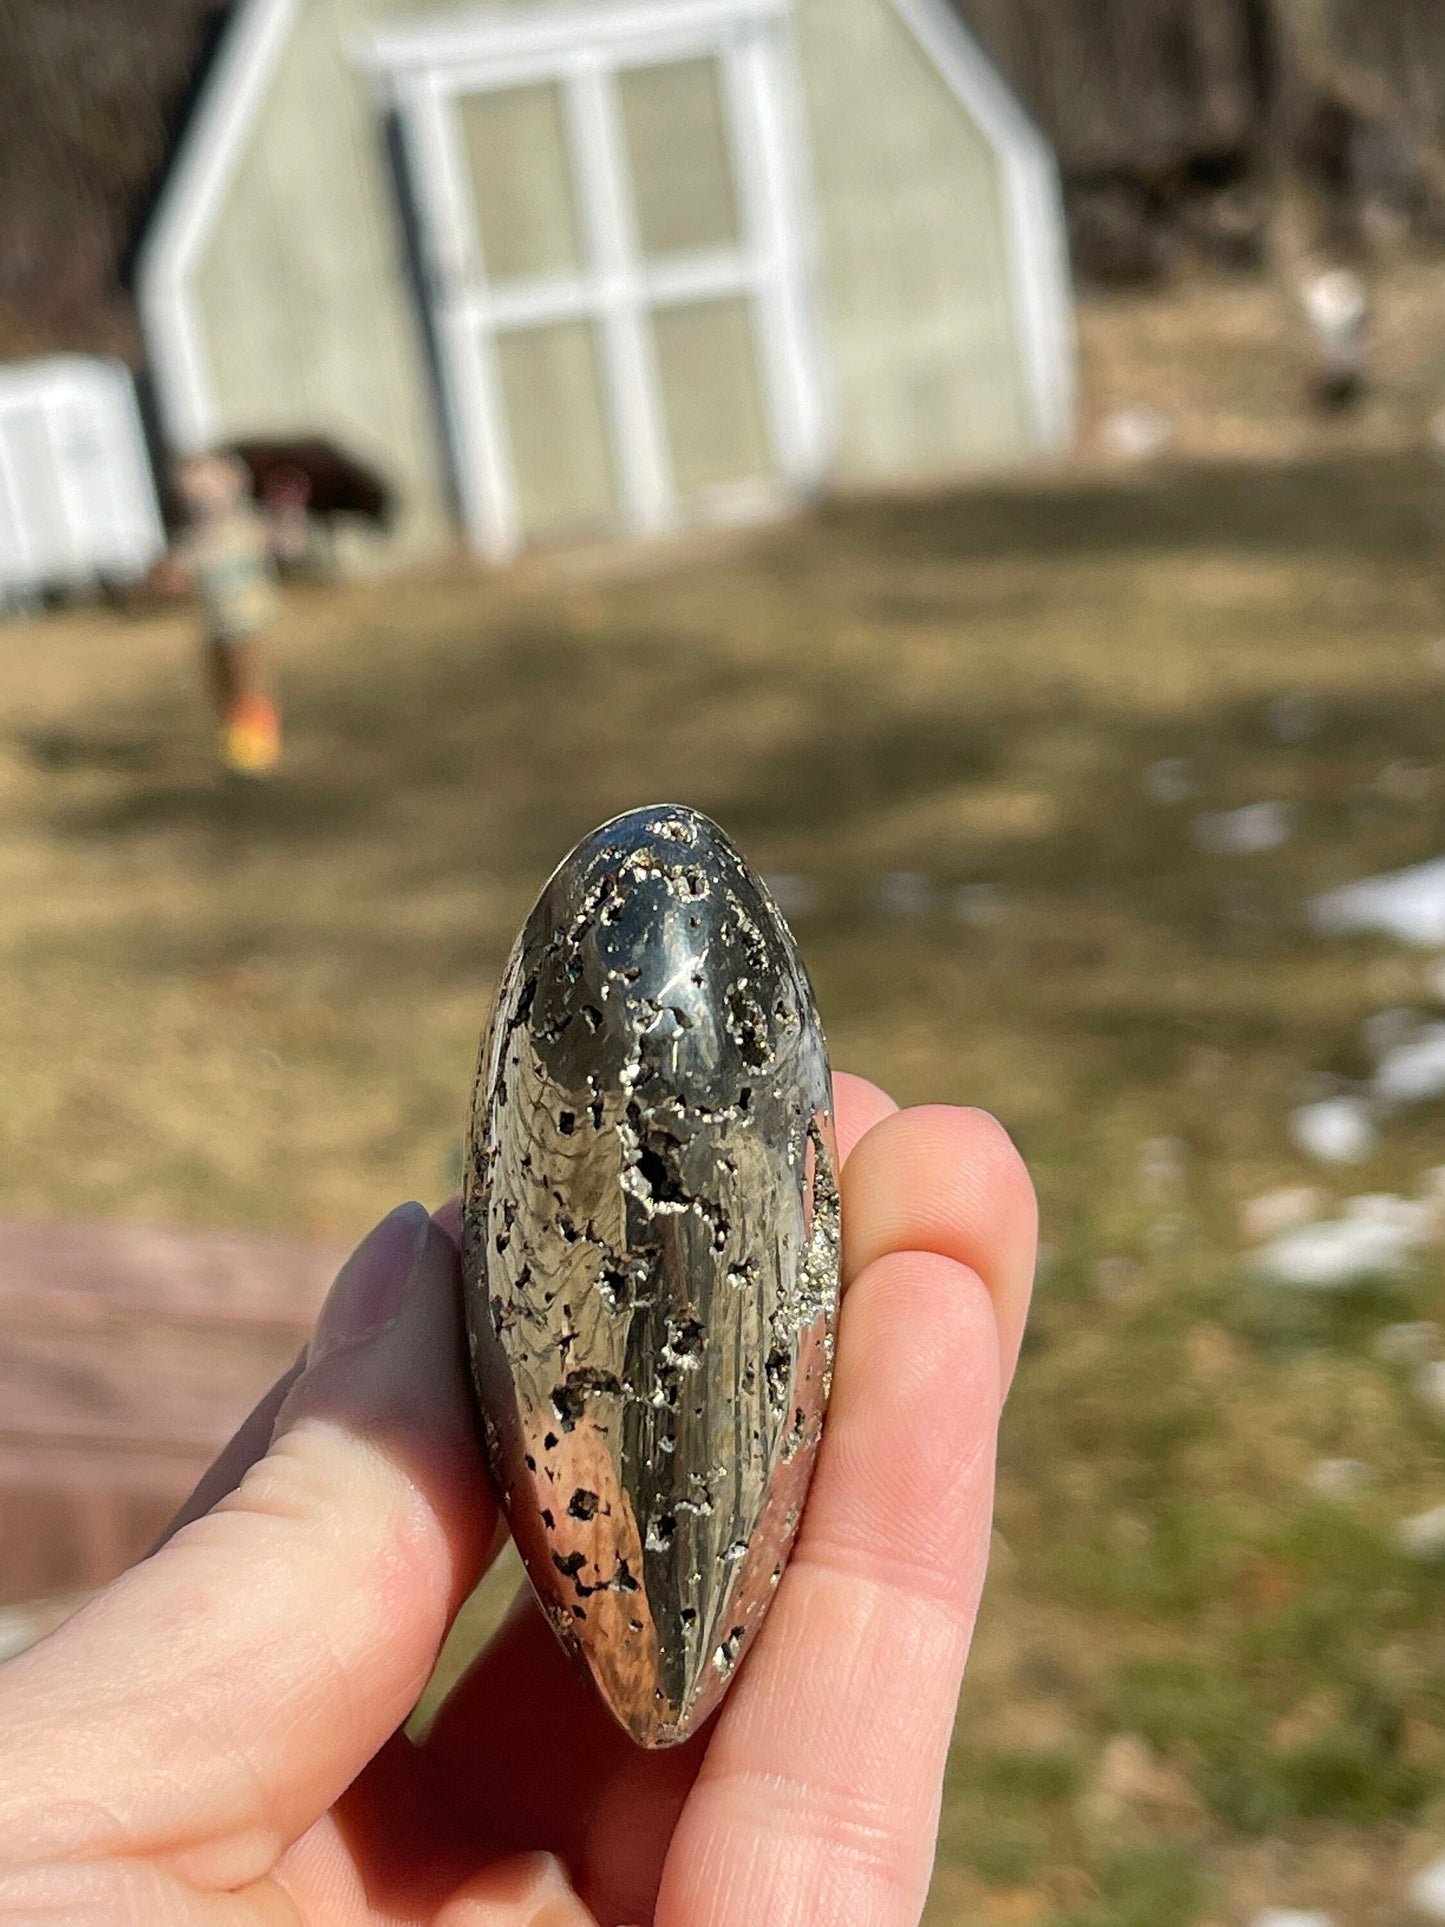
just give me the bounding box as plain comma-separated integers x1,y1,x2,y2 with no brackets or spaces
461,82,583,284
619,58,740,260
494,320,619,534
651,296,773,498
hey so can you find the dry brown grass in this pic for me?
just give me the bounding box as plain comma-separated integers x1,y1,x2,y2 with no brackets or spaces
1077,256,1445,465
8,276,1445,1923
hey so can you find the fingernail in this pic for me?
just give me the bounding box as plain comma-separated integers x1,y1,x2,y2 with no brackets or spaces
517,1852,568,1891
309,1202,430,1368
529,1901,592,1927
522,1855,585,1927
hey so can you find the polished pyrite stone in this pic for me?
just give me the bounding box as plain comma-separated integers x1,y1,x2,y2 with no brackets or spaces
462,806,839,1747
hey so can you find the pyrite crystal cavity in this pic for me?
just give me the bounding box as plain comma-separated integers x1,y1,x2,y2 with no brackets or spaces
462,806,839,1747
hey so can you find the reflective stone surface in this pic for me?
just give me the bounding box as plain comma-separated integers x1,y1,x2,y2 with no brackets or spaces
462,806,839,1746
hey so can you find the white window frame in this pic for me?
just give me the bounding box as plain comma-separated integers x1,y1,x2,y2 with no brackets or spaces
368,0,829,561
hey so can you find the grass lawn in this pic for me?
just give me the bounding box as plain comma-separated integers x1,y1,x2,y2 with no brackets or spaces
5,438,1445,1922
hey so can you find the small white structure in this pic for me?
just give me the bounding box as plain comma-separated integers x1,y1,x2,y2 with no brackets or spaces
0,357,165,610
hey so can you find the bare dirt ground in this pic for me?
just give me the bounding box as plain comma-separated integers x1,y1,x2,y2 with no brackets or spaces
6,271,1445,1922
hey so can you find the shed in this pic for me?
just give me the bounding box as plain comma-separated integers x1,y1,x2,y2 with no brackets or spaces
138,0,1074,564
0,357,165,608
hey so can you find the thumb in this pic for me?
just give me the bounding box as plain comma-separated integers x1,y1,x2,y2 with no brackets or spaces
0,1204,496,1880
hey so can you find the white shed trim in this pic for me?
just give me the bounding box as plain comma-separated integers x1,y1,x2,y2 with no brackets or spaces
136,0,299,454
367,0,828,560
361,0,788,77
888,0,1075,452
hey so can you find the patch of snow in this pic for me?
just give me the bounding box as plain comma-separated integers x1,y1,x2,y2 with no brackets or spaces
1102,404,1172,460
951,883,1003,928
1362,1007,1421,1058
1143,757,1194,805
1139,1136,1188,1202
1193,801,1294,855
1409,1854,1445,1918
1254,1195,1429,1288
1373,1023,1445,1107
1311,857,1445,949
1345,1192,1435,1234
1396,1506,1445,1559
1252,1911,1335,1927
1415,1360,1445,1419
1289,1097,1377,1165
1377,761,1439,808
763,873,817,920
1302,263,1367,343
1306,1458,1375,1499
875,871,930,919
1266,695,1322,743
1093,1255,1138,1303
1374,1321,1440,1366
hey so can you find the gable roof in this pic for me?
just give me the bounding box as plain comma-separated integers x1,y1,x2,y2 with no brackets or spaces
1,0,1262,370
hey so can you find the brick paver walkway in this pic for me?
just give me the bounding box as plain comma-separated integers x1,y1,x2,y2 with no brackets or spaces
0,1219,344,1605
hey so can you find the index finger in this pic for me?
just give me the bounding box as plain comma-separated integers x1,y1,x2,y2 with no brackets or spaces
843,1106,1036,1391
832,1070,899,1164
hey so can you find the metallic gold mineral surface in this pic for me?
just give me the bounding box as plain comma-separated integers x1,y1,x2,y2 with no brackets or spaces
462,806,839,1746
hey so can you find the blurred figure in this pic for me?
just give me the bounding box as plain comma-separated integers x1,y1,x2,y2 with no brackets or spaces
1298,263,1371,410
229,437,394,577
257,461,314,573
173,451,282,777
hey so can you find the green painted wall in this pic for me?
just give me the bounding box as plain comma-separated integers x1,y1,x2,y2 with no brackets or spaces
190,0,1046,563
195,0,458,560
797,0,1034,480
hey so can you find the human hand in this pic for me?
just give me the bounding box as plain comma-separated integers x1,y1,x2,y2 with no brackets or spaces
0,1076,1035,1926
